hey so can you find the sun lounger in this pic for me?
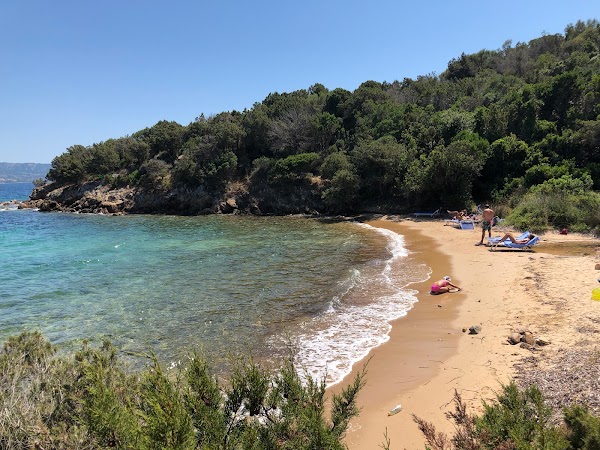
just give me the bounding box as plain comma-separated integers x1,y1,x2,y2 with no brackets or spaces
490,235,539,251
487,231,530,245
413,207,441,218
445,219,475,230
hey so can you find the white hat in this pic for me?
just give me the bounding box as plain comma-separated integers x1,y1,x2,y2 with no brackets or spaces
443,276,451,281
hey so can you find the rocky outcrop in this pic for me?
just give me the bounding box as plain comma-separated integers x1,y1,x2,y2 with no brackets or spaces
23,181,136,214
20,177,327,216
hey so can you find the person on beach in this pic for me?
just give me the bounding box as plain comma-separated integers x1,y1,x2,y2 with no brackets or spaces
497,232,536,244
430,276,461,295
476,204,494,246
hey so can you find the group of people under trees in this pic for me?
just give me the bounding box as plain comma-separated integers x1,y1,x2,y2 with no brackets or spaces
447,209,472,221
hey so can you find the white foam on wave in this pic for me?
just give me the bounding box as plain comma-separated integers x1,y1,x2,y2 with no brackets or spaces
357,224,409,286
293,289,416,387
325,268,361,313
279,222,429,387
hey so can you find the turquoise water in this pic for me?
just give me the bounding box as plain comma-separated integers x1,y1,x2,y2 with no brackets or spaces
0,184,430,385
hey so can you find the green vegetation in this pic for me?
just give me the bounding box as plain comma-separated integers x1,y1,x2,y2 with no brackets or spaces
46,20,600,232
413,382,600,450
0,332,365,449
6,333,600,449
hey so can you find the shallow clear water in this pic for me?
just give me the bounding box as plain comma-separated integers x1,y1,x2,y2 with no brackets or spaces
0,184,430,385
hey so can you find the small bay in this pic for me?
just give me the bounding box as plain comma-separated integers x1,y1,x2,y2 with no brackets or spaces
1,190,429,385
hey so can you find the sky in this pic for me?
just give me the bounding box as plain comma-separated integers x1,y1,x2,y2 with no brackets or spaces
0,1,598,164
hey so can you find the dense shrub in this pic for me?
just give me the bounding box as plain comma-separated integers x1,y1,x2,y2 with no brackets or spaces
273,152,320,179
249,156,277,184
322,169,361,212
320,151,354,179
138,159,172,190
0,332,365,450
413,382,600,450
507,188,600,232
564,405,600,449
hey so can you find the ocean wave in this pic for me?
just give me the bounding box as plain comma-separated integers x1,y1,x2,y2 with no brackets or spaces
271,222,427,387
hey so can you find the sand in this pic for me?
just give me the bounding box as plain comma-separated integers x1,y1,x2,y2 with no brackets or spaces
327,217,600,450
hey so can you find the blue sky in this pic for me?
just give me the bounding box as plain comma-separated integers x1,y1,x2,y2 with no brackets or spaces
0,0,597,164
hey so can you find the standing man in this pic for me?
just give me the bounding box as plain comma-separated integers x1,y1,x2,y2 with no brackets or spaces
476,204,494,246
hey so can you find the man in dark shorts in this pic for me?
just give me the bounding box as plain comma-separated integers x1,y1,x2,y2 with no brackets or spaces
476,204,494,246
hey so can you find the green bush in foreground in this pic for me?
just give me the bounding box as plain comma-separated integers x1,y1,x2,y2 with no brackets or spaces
413,382,600,450
0,332,365,449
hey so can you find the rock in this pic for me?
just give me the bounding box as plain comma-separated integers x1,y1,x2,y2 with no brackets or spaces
519,342,537,351
81,198,100,209
100,201,123,214
39,200,60,212
521,331,535,345
21,175,329,216
468,325,481,335
221,198,238,214
509,333,522,345
535,338,551,346
595,263,600,270
226,197,237,209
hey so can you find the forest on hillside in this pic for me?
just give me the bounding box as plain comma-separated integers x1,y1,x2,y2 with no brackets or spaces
46,20,600,231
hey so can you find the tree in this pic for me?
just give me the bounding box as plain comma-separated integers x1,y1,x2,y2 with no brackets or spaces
47,145,90,183
241,104,273,167
268,106,315,156
135,120,185,163
87,141,121,176
322,169,360,212
405,136,488,207
139,159,172,190
320,151,354,180
350,136,416,199
478,134,528,198
312,112,342,152
114,137,150,171
172,136,237,190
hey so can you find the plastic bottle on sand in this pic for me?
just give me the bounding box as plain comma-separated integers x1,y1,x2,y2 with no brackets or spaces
388,404,402,416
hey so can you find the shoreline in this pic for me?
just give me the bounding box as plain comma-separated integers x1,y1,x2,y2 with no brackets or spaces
329,216,600,449
327,218,468,449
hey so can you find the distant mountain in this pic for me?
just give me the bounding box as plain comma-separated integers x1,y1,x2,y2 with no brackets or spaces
0,162,51,183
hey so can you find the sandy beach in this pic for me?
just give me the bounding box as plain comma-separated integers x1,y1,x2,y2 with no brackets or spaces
328,217,600,450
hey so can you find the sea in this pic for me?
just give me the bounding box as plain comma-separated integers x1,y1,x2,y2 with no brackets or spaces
0,182,430,386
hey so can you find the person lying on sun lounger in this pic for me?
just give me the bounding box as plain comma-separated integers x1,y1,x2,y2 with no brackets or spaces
430,276,462,295
497,232,537,244
448,209,468,220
